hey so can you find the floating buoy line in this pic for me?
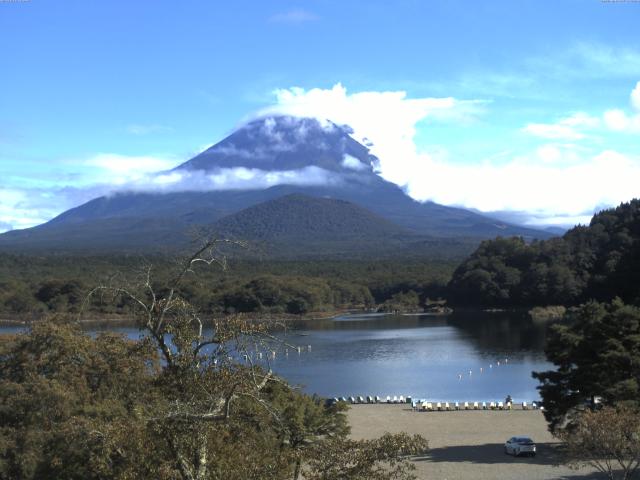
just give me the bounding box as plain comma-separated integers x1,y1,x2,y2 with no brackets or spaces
457,358,509,381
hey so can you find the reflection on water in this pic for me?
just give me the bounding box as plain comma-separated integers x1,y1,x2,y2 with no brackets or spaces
0,311,553,401
276,311,551,401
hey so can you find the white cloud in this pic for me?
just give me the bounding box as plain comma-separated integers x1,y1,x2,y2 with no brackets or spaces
0,162,344,231
523,123,585,141
5,81,640,232
522,112,599,140
403,149,640,222
341,154,368,171
540,143,588,165
123,166,342,193
84,153,180,184
269,9,319,24
603,108,640,133
261,84,640,225
600,82,640,133
632,81,640,111
0,189,51,233
260,83,484,186
560,112,601,128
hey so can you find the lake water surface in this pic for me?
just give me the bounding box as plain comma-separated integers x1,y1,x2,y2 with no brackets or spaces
273,311,552,403
1,310,553,402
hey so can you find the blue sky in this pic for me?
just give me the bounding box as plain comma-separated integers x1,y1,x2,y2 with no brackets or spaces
1,0,639,231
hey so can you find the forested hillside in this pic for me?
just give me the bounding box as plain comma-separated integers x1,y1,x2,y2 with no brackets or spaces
0,255,454,318
447,200,640,307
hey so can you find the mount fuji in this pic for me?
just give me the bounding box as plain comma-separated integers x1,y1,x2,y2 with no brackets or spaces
0,116,551,256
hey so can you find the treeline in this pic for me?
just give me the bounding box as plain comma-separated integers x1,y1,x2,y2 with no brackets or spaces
0,255,455,317
448,200,640,307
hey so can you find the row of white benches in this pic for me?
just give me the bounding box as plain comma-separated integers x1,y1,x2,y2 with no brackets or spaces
334,395,412,404
331,396,542,411
413,401,542,411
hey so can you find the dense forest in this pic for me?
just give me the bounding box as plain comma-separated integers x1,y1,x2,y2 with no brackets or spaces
0,255,455,318
3,199,639,318
447,200,640,308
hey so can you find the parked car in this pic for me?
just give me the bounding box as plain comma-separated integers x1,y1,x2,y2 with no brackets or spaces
504,436,536,457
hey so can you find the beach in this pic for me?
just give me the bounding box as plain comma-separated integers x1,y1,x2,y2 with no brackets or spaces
347,404,600,480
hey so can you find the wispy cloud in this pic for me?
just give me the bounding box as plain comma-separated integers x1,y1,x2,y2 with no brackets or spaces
570,43,640,78
0,188,53,233
83,153,179,184
524,82,640,139
269,8,320,24
522,112,600,140
518,43,640,82
0,153,183,232
439,43,640,103
0,157,343,232
125,166,341,193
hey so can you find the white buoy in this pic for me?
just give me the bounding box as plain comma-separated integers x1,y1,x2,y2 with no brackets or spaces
307,345,312,352
469,370,472,376
490,364,493,369
458,374,462,380
480,367,483,373
497,361,500,366
297,346,301,354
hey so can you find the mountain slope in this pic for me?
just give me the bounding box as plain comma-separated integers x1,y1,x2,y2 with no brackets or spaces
0,116,552,254
214,193,407,240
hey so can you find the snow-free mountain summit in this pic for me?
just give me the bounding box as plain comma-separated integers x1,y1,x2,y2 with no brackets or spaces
0,116,551,254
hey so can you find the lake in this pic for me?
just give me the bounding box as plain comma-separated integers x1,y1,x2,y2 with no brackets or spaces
0,310,553,403
272,311,552,403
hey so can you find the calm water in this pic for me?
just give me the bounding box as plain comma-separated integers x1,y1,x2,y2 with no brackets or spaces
0,311,553,402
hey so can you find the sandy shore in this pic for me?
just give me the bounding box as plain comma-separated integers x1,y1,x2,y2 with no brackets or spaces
347,405,601,480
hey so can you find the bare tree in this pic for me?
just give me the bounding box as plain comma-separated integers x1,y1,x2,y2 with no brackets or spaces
84,238,294,480
77,237,428,480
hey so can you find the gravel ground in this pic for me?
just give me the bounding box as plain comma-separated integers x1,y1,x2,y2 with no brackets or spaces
347,404,603,480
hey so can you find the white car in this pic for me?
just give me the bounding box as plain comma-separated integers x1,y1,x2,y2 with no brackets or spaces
504,436,536,457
